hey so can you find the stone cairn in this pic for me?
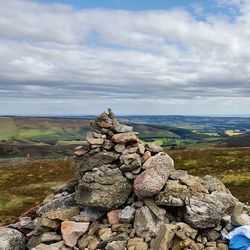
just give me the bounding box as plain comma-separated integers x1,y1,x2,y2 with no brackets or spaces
1,109,250,250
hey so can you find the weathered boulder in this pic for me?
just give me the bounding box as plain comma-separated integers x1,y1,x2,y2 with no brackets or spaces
0,228,26,250
204,191,237,215
184,198,221,229
134,152,174,198
75,165,131,210
76,151,120,175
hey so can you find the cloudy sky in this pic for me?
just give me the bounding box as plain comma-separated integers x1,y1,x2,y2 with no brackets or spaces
0,0,250,116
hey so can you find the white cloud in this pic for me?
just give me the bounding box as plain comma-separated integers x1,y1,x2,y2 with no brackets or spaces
0,0,249,115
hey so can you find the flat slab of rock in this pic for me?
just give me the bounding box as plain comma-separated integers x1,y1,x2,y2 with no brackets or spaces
61,221,89,247
46,207,80,221
134,206,162,238
145,142,163,153
76,166,131,210
37,193,76,216
134,152,174,198
76,151,120,175
0,228,26,250
112,132,138,144
152,224,177,250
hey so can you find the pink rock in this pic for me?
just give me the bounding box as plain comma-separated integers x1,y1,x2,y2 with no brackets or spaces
107,210,122,225
61,221,89,247
134,152,174,198
112,132,138,144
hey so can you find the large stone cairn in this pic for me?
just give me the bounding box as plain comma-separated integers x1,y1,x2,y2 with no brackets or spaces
1,109,250,250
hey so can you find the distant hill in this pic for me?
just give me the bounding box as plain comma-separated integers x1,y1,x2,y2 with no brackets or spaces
223,133,250,147
0,115,249,158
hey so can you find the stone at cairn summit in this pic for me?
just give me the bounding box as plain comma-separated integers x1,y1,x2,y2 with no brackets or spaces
1,108,250,250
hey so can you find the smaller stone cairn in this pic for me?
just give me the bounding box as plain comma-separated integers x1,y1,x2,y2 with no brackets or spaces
1,109,250,250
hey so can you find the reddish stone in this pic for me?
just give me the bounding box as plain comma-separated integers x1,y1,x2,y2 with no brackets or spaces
61,221,89,247
107,210,122,225
134,153,174,198
112,132,138,144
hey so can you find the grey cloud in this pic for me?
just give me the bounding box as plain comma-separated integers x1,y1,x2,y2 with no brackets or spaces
0,0,250,115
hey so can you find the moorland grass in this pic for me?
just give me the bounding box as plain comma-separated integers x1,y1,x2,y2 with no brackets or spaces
0,158,76,225
0,147,249,225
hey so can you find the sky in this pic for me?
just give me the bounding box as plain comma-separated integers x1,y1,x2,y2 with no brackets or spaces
0,0,250,116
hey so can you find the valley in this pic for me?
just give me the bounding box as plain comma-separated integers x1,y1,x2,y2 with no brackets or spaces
0,115,249,226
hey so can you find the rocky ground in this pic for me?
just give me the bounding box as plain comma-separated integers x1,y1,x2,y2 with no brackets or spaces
0,109,250,250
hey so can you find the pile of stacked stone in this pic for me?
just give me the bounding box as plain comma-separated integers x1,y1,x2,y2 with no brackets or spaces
1,109,250,250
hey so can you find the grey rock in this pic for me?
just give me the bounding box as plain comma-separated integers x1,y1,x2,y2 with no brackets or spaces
41,232,62,243
231,213,250,226
76,166,131,210
203,229,221,241
102,139,114,150
204,191,237,215
10,216,35,233
179,174,208,194
124,171,137,180
142,151,151,163
45,207,80,221
144,198,166,221
151,224,177,250
119,206,136,223
120,163,139,172
175,222,198,240
184,198,221,229
106,240,126,250
120,153,141,167
138,142,145,155
80,207,106,221
132,167,141,174
81,140,91,151
86,132,104,145
37,193,76,216
113,122,133,133
76,151,120,175
155,180,189,207
114,144,125,153
0,228,26,250
203,175,230,194
169,170,188,180
145,142,163,153
134,206,162,237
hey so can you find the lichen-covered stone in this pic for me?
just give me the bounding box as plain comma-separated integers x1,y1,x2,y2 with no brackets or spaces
0,228,26,250
76,166,131,210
